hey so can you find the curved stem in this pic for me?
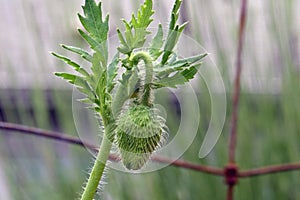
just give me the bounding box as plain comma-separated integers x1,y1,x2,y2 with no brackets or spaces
130,51,154,106
80,132,112,200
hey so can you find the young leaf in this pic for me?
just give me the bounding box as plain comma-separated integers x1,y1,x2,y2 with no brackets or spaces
78,0,109,44
161,27,179,65
107,53,119,92
55,72,77,84
156,53,207,75
154,64,201,88
61,44,92,62
117,29,131,54
51,52,90,78
169,0,182,30
78,29,108,66
117,0,154,55
112,69,139,116
161,0,187,65
131,0,154,29
149,24,164,60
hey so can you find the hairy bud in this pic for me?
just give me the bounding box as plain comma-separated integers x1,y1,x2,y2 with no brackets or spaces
115,104,168,170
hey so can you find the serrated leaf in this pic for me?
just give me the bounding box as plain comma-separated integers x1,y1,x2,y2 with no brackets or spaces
78,29,108,66
78,0,109,44
149,24,164,60
131,0,154,29
112,69,139,116
61,44,92,62
161,0,186,65
107,53,119,92
161,27,179,65
52,52,90,78
117,29,131,54
156,53,207,75
56,72,96,104
171,53,207,65
154,64,201,88
91,52,104,77
169,0,182,30
126,68,139,96
117,0,154,55
55,72,77,84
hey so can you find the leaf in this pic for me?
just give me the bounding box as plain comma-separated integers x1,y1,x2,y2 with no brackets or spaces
61,44,92,62
107,53,119,92
131,0,154,29
170,53,207,65
156,53,207,75
78,0,109,44
161,0,187,65
117,0,154,55
78,29,108,66
55,72,77,84
149,24,164,60
169,0,182,30
117,29,131,54
51,52,90,78
161,27,179,65
112,69,139,116
154,64,201,88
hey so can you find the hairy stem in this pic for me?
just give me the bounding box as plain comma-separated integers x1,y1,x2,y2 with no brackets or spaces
130,51,154,106
80,133,112,200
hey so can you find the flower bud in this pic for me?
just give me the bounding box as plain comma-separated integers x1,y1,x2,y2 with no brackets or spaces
115,104,168,170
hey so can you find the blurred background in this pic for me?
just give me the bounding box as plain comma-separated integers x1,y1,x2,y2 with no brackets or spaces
0,0,300,199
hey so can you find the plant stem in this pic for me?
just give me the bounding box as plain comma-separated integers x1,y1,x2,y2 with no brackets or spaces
129,51,154,106
80,132,112,200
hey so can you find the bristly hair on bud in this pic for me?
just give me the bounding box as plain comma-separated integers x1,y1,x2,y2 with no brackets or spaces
115,104,168,170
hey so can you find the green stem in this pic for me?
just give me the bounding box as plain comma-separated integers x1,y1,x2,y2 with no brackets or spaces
129,52,154,106
80,131,112,200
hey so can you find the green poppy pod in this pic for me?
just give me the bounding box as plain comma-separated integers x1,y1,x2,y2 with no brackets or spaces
115,104,168,170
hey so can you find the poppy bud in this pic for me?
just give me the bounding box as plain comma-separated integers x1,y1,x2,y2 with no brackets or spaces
115,104,168,170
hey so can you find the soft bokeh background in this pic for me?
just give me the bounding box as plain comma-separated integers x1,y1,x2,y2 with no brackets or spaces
1,0,300,199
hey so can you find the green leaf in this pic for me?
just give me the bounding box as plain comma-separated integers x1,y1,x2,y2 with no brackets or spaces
78,0,109,44
117,0,154,55
89,52,105,91
55,72,97,104
51,52,90,78
154,64,201,88
169,0,182,30
131,0,154,29
161,27,179,65
149,24,164,60
112,69,139,116
107,53,119,92
61,44,92,62
117,29,131,54
161,0,187,65
78,29,108,66
55,72,77,84
170,53,207,65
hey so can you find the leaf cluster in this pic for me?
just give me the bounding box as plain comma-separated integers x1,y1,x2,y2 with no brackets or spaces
53,0,208,119
53,0,118,120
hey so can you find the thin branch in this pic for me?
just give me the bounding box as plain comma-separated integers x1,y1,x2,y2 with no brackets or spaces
0,121,223,176
0,121,98,150
227,185,234,200
228,0,248,164
2,121,300,178
227,0,248,199
152,155,224,176
239,163,300,177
